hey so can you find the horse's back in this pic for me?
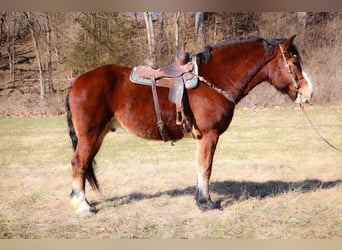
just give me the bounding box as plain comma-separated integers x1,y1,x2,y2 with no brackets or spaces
72,64,130,91
70,64,131,103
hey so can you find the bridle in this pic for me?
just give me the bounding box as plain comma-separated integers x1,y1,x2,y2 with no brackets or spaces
278,45,300,93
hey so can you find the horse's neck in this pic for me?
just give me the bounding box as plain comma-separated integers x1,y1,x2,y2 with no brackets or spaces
201,44,271,104
238,66,268,102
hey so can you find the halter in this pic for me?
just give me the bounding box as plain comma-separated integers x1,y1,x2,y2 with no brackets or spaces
278,45,299,90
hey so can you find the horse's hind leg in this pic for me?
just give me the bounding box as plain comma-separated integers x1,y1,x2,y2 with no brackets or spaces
195,131,220,211
70,128,108,215
70,135,97,215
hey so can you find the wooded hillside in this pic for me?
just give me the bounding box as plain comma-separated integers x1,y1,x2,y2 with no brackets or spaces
0,12,341,115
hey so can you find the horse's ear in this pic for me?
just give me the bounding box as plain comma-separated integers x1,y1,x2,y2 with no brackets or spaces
283,35,296,49
289,34,296,43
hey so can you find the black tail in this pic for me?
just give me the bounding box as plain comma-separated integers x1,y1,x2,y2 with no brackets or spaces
65,83,99,191
65,85,78,151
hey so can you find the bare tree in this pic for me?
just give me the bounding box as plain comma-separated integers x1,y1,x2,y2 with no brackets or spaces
195,12,206,51
23,12,45,100
144,12,156,60
45,12,54,92
159,12,166,59
174,12,181,59
1,12,16,84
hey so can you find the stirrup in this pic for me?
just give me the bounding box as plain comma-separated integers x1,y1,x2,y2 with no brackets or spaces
176,108,192,133
176,108,186,125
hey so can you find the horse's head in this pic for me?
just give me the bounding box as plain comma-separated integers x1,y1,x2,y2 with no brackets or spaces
268,35,314,104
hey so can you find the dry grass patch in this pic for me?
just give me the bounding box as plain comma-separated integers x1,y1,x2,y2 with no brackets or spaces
0,106,341,238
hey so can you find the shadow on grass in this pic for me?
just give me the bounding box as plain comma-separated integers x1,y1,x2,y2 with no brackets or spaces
91,179,342,211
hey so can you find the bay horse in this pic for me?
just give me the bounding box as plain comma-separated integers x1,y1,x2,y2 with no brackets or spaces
66,35,313,215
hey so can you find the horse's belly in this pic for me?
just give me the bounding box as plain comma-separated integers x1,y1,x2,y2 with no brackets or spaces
107,117,162,140
108,116,185,141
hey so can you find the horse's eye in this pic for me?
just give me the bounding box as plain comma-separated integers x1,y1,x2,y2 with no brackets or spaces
292,61,299,66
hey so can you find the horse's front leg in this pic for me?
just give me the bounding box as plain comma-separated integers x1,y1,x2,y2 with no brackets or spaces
195,131,220,211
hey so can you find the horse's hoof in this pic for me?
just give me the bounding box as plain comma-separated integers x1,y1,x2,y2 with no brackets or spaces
76,201,97,216
77,208,97,217
197,199,221,212
71,196,96,216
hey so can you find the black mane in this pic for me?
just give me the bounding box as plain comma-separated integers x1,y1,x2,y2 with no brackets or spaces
196,36,292,64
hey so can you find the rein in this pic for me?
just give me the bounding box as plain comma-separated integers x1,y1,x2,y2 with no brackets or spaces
299,103,342,153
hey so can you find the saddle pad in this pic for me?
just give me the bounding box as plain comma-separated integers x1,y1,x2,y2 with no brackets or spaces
130,67,153,85
129,67,199,90
130,57,199,89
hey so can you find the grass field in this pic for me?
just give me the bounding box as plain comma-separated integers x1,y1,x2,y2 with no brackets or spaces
0,106,341,239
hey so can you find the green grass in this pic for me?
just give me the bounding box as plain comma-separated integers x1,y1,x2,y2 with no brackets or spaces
0,106,341,239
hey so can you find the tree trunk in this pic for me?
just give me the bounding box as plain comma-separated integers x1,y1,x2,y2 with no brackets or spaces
6,48,14,83
24,12,45,100
2,13,15,84
46,12,54,92
195,12,206,51
159,12,166,60
143,12,156,60
174,12,181,59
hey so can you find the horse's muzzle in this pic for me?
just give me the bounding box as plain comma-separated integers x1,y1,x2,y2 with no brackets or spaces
296,71,314,104
296,86,313,104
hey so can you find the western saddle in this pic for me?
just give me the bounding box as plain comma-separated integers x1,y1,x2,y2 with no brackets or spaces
130,45,201,142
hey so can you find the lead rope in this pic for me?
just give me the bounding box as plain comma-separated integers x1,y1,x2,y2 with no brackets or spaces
299,103,342,153
279,45,340,152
